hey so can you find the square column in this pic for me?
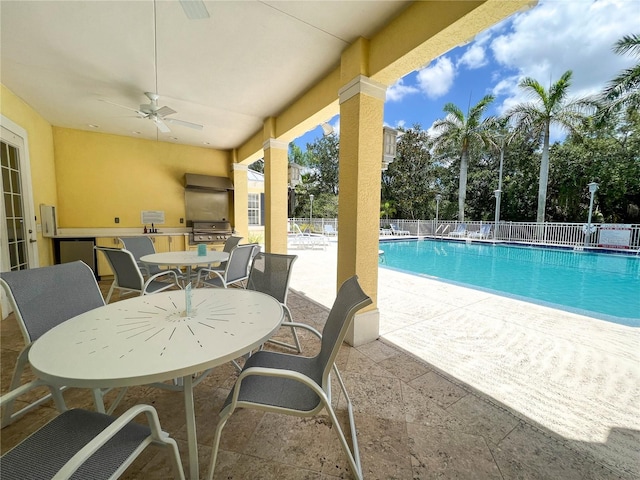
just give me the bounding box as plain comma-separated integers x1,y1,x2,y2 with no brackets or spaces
231,162,249,239
337,75,386,346
263,138,289,253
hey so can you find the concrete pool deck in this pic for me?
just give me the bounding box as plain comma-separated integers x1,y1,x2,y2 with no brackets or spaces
288,240,640,478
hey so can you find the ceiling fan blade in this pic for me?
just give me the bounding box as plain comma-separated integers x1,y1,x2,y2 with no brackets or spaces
156,105,176,117
165,118,204,130
153,116,171,133
180,0,210,19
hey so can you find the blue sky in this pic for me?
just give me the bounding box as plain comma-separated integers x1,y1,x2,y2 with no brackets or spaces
293,0,638,149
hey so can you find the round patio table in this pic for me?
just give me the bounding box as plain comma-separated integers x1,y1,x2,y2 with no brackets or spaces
29,288,283,480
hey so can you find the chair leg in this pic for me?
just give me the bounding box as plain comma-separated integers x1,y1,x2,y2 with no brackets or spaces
105,280,116,303
266,306,301,353
320,365,362,480
207,412,232,480
2,348,69,427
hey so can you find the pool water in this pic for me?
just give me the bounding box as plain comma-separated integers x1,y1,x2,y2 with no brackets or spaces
379,239,640,326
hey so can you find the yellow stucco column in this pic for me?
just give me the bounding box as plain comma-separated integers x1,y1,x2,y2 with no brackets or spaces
337,74,386,346
263,138,289,253
231,161,249,240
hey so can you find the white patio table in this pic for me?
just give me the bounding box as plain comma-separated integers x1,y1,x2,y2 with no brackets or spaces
141,250,229,285
29,288,284,480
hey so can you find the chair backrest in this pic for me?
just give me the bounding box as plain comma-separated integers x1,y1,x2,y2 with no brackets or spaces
119,236,155,259
0,261,105,343
246,252,297,304
223,235,243,254
481,224,491,234
95,247,144,290
119,236,163,275
318,276,372,385
323,225,336,235
222,244,259,285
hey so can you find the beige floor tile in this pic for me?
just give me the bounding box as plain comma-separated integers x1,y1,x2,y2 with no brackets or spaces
407,422,503,479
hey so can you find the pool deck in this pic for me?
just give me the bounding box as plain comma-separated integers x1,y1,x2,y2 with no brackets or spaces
288,239,640,478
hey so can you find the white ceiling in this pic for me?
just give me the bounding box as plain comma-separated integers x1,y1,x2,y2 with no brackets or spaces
1,0,410,150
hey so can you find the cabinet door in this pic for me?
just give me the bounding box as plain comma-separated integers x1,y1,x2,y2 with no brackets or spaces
151,236,170,253
168,235,185,251
95,237,121,276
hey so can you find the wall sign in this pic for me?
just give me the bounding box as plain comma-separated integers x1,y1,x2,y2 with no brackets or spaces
598,224,631,249
141,210,165,225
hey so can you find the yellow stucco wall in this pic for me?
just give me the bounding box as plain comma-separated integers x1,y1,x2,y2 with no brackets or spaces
52,127,230,228
1,84,57,265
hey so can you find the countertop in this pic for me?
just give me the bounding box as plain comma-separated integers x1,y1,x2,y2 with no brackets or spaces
50,228,190,238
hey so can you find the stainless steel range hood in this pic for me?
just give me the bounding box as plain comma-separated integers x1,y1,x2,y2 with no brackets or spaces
184,173,234,191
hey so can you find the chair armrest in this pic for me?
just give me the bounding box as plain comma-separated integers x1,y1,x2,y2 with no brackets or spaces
226,366,328,414
278,321,322,340
144,269,182,289
52,404,167,480
195,268,224,285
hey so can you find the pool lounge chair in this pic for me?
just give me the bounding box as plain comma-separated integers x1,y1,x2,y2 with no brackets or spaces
288,223,328,250
469,224,492,239
323,224,337,236
390,224,411,235
449,223,467,237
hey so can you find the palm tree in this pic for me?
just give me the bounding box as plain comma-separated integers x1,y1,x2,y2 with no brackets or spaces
506,71,593,223
432,94,495,222
599,33,640,117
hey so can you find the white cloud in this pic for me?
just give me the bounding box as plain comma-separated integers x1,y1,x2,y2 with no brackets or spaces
458,44,488,69
490,0,638,108
386,78,419,102
416,56,456,99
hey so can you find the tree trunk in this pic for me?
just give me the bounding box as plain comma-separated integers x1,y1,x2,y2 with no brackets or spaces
458,149,469,222
536,123,551,223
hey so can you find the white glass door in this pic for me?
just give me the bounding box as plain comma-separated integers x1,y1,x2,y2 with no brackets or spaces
1,120,38,317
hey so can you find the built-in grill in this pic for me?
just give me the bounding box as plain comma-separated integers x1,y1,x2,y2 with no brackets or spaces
190,220,233,246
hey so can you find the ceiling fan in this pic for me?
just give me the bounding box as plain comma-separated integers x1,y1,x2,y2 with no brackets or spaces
103,92,203,133
102,2,205,135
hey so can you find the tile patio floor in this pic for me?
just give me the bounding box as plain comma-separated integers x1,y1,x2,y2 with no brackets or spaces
1,247,638,479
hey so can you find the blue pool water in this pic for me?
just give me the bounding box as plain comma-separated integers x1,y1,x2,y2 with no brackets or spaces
379,239,640,326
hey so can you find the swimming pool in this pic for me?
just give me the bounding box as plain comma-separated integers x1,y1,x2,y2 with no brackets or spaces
379,239,640,326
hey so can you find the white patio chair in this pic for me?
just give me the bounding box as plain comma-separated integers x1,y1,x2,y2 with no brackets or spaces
190,235,243,282
0,380,185,480
196,243,259,288
0,261,121,425
323,224,337,236
95,246,182,303
390,223,411,235
119,236,182,279
207,276,372,480
449,223,467,237
246,252,301,353
468,224,492,239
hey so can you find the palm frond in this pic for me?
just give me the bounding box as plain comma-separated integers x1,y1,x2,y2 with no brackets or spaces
613,33,640,57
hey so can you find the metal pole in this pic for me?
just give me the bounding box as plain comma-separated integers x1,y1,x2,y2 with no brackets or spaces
584,182,598,247
309,194,314,233
435,194,441,237
494,139,504,240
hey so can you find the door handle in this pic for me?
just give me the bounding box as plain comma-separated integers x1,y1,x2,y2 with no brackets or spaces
29,238,37,243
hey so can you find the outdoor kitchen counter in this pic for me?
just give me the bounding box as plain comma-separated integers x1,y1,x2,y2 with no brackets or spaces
53,228,191,238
